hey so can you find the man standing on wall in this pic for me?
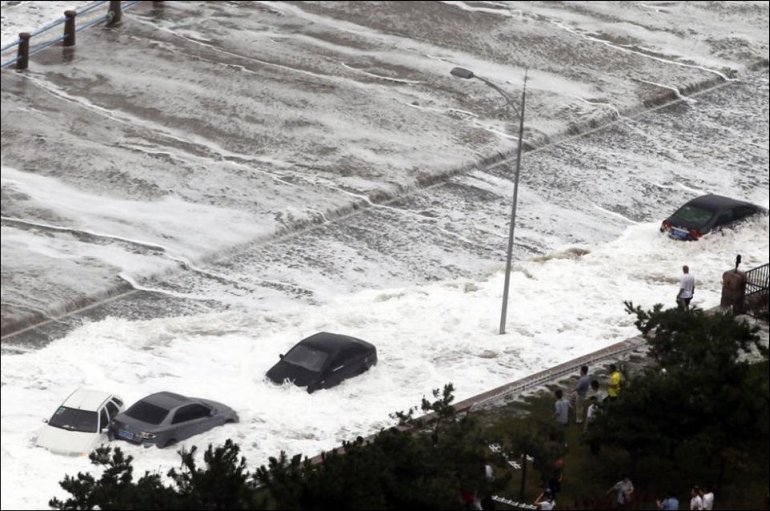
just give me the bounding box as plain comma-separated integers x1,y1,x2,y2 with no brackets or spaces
573,365,590,424
677,265,696,311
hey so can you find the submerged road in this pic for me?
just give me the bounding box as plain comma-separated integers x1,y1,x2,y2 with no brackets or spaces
1,1,768,346
3,66,769,350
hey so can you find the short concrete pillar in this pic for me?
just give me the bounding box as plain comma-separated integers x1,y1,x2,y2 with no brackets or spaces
721,270,746,313
108,0,122,25
17,32,30,70
64,10,77,47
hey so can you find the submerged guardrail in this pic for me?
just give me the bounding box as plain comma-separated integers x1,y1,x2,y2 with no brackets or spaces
0,0,150,70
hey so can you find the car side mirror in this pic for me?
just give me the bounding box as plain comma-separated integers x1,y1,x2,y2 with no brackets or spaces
42,418,48,424
279,354,284,360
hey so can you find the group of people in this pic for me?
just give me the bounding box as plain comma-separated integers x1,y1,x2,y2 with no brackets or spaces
538,364,622,509
657,485,714,510
553,364,622,429
689,485,715,510
533,264,699,511
552,263,695,428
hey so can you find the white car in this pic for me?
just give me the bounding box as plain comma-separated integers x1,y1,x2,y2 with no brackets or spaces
36,388,124,455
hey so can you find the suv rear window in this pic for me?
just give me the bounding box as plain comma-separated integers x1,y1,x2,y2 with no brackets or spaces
124,401,169,425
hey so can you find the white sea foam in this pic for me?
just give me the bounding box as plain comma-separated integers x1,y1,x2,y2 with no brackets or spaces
1,2,768,509
2,216,769,509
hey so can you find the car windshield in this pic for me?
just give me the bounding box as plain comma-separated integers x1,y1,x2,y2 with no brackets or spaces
671,205,714,228
124,401,170,425
284,344,330,372
48,406,98,433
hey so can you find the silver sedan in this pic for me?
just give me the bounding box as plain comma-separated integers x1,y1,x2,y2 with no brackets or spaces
108,392,238,448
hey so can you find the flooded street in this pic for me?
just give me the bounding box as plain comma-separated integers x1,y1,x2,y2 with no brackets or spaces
1,2,768,509
2,1,767,337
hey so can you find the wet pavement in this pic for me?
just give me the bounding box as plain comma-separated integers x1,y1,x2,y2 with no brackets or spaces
1,1,768,344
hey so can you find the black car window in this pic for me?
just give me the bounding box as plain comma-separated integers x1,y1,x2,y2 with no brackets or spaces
48,407,98,433
338,346,363,363
125,401,170,425
733,206,755,220
715,210,733,225
329,354,346,369
172,404,211,424
284,345,330,372
100,408,110,430
106,401,119,419
672,205,714,228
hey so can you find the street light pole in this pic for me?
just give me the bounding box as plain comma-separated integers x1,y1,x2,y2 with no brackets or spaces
500,73,526,334
450,67,528,334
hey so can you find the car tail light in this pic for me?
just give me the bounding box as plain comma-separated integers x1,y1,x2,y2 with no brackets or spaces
661,220,672,232
688,229,702,240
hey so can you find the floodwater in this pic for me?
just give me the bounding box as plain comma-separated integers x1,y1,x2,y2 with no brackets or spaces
1,2,768,509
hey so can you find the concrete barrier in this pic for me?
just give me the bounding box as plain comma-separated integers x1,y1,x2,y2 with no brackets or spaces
721,270,747,314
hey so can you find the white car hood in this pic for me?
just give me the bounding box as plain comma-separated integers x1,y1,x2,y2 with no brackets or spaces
36,425,105,455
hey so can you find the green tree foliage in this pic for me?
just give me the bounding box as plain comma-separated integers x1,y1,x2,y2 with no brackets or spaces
169,440,257,509
256,383,492,510
587,303,769,484
49,441,256,510
255,428,460,510
506,421,563,484
49,446,179,510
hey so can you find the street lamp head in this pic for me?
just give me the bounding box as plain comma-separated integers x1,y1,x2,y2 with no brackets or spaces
450,67,475,79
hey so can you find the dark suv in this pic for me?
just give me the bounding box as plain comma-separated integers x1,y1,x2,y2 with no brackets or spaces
660,194,764,240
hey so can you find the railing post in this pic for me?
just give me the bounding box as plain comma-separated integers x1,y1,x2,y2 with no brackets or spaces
108,0,122,25
17,32,30,70
63,10,77,47
518,453,527,501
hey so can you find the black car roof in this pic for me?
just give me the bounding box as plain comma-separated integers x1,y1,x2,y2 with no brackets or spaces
142,391,191,409
300,332,374,353
685,194,753,211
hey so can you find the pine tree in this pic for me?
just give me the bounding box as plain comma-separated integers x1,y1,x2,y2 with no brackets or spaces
587,303,769,484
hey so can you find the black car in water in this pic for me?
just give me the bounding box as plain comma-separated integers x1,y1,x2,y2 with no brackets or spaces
660,194,764,240
266,332,377,393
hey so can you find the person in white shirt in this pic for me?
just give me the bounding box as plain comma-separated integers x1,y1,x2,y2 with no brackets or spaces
585,397,599,422
701,485,714,510
534,489,555,510
677,265,696,311
607,476,634,508
690,486,703,510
